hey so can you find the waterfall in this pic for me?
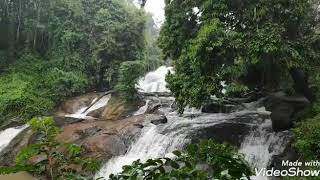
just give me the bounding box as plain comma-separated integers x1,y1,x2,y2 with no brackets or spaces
239,118,292,170
0,125,28,153
65,94,111,119
95,66,291,179
136,66,173,93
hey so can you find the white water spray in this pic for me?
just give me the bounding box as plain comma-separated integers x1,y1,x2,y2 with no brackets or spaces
137,66,173,93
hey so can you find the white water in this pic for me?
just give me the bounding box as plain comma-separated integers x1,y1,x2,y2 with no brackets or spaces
137,66,173,93
133,100,150,116
96,66,291,179
65,94,111,119
0,125,28,152
239,119,291,170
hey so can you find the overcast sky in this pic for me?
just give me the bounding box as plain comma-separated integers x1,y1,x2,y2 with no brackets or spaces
144,0,165,27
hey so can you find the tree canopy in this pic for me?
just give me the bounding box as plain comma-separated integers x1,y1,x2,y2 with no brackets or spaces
0,0,157,124
159,0,320,113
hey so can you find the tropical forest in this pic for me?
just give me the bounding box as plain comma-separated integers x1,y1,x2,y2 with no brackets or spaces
0,0,319,179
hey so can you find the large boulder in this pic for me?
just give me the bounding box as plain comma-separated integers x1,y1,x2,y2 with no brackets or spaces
56,115,148,162
270,102,295,132
264,92,310,131
191,123,252,147
148,114,168,125
97,95,144,120
189,112,270,147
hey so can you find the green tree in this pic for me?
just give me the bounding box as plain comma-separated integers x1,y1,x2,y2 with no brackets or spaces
0,0,147,125
159,0,320,113
143,13,164,72
116,61,144,102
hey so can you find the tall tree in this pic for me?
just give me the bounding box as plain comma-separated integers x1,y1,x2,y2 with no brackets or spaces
159,0,320,113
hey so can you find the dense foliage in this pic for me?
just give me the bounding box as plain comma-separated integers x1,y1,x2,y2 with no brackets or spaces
0,0,164,125
109,140,252,180
144,14,165,71
0,53,88,124
115,61,144,101
0,117,100,179
159,0,320,113
294,96,320,160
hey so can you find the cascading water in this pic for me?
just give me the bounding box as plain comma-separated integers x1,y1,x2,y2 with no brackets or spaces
96,66,291,179
65,94,111,119
0,125,28,153
137,66,173,92
239,118,292,170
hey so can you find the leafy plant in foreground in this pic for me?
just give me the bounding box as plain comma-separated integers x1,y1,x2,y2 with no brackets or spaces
0,117,100,180
109,140,252,180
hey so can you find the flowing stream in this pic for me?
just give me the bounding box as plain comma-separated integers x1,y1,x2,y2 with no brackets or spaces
0,66,292,179
96,66,292,179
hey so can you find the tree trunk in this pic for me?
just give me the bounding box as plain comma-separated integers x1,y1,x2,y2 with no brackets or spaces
289,68,315,101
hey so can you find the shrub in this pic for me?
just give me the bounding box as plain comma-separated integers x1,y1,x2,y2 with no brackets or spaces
0,117,100,179
0,53,90,126
109,140,252,180
0,73,54,122
294,111,320,160
42,68,89,102
115,61,144,101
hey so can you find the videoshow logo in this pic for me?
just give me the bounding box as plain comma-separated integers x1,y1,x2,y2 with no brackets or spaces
254,160,320,177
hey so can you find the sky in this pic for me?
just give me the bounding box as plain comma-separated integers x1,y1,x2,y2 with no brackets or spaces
143,0,165,27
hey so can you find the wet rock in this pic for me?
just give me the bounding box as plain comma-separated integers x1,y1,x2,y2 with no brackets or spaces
101,101,126,120
148,115,168,125
0,119,23,131
56,115,146,162
87,107,105,118
100,95,144,121
146,103,161,114
270,102,295,132
202,102,235,113
0,127,33,166
54,116,87,127
264,92,310,131
269,138,298,171
190,123,252,147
